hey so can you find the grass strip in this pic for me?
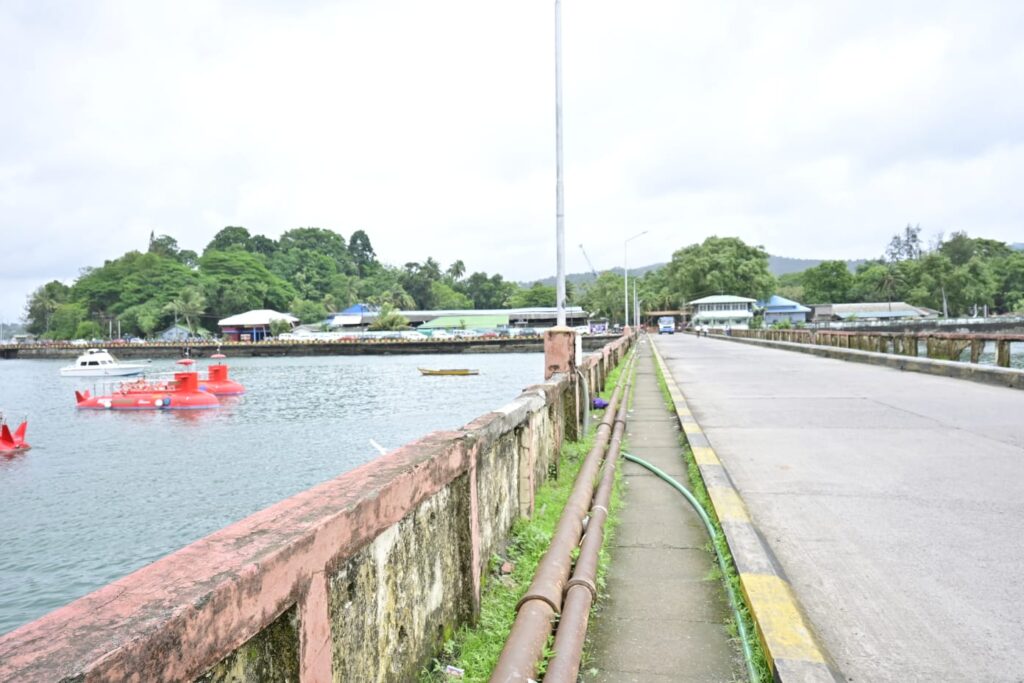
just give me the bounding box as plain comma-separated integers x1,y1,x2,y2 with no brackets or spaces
651,354,772,682
420,354,630,682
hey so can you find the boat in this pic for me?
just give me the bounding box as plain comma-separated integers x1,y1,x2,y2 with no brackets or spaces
0,417,29,453
74,370,219,410
418,368,480,376
197,355,246,396
59,348,149,377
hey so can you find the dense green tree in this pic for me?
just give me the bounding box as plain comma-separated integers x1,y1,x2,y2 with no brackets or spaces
457,272,517,309
49,302,88,339
24,280,71,335
290,298,328,324
276,227,353,275
74,320,103,340
666,236,775,301
800,261,853,304
348,229,378,276
579,271,626,323
204,226,252,254
431,281,473,309
775,272,805,303
509,283,557,308
939,231,1011,267
636,267,679,311
199,250,297,320
446,260,466,283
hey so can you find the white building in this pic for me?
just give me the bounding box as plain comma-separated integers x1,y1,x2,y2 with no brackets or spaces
689,295,756,330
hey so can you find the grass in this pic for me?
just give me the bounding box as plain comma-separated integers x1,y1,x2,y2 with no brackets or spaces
651,351,772,683
420,352,632,682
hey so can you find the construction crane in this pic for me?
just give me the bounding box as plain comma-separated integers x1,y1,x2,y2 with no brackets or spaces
579,244,599,278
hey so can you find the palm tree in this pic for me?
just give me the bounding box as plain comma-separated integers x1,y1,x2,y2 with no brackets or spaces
164,288,207,335
369,303,409,331
447,259,466,282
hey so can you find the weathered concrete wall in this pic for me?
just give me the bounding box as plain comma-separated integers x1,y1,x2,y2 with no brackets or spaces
0,334,632,683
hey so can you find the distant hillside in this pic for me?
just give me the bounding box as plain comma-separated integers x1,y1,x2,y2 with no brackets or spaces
769,255,865,275
1012,243,1024,251
523,256,866,287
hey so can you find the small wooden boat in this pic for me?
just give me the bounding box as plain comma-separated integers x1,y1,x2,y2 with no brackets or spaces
418,368,479,376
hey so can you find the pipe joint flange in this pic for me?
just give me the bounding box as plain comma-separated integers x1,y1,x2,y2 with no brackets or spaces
515,592,561,615
590,504,608,516
565,577,598,602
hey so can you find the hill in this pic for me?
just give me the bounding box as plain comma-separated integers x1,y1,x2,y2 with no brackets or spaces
522,256,865,288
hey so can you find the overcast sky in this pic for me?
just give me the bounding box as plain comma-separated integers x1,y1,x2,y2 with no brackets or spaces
2,0,1023,322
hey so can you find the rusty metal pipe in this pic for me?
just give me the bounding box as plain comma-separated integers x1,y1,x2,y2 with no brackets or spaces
490,350,636,682
545,375,630,682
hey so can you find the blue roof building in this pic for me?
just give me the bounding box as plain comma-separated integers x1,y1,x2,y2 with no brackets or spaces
759,295,811,325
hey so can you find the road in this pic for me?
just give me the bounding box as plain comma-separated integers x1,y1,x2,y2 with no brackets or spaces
654,333,1024,682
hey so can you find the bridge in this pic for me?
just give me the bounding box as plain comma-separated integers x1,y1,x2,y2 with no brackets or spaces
653,332,1024,681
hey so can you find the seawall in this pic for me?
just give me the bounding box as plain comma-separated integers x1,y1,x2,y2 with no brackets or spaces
0,334,632,682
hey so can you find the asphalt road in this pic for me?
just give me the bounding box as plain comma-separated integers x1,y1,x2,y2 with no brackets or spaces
654,333,1024,682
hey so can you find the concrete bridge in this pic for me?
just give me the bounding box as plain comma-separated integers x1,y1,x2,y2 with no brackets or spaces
654,333,1024,681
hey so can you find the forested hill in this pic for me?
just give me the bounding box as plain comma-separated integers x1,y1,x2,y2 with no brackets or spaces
523,255,864,288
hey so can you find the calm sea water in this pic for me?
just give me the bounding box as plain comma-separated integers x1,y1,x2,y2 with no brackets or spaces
0,352,543,635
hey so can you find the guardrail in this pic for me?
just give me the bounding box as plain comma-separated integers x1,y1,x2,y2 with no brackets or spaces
728,328,1022,367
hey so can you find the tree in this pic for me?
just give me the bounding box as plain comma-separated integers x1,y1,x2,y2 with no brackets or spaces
800,261,853,304
48,302,88,339
885,224,923,262
446,260,466,283
579,271,626,323
775,272,805,304
199,250,297,319
369,303,409,330
509,282,557,308
204,226,252,254
457,272,517,309
666,236,775,302
290,298,328,324
24,280,71,334
431,281,473,309
348,230,378,276
163,288,207,335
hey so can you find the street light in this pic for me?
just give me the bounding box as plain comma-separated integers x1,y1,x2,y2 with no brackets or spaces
554,0,566,327
624,230,648,327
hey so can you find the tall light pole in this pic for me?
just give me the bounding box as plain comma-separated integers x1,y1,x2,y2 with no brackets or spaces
554,0,566,327
624,230,648,327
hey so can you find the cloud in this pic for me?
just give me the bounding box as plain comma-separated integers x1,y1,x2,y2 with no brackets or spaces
2,0,1023,319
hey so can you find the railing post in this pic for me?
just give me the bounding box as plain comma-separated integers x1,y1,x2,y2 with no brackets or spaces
970,339,983,364
997,340,1011,367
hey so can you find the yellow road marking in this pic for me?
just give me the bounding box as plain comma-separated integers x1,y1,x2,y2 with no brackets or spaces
707,486,750,522
690,445,720,465
740,574,827,663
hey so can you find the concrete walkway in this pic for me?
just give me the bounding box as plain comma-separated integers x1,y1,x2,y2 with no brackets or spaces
585,338,744,682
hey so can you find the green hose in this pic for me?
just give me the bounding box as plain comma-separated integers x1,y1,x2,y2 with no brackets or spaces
621,452,760,683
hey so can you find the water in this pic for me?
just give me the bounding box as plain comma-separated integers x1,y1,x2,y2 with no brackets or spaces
0,352,543,635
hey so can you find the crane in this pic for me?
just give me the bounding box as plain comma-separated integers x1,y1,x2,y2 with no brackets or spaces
579,244,599,278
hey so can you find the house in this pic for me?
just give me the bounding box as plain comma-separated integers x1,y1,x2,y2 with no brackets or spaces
688,295,756,330
760,295,811,325
218,309,299,342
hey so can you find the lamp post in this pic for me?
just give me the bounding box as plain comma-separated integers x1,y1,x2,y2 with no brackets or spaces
554,0,566,327
623,230,648,327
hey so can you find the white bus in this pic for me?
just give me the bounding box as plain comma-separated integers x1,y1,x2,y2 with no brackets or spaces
657,316,675,334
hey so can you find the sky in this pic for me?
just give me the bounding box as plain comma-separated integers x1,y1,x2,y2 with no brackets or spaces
2,0,1024,322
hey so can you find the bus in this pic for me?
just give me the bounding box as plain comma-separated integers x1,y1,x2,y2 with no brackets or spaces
657,316,675,334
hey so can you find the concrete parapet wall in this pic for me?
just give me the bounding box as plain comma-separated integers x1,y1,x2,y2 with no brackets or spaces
0,335,632,682
718,334,1024,389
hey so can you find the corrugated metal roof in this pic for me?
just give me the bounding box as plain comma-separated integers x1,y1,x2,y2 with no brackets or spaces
420,314,510,329
689,295,757,304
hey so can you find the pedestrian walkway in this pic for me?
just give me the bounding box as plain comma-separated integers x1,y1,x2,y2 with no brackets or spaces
584,338,744,682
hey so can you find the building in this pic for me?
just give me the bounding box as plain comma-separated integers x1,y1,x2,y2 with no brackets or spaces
218,310,299,342
760,295,811,325
689,295,756,330
326,305,590,330
811,302,937,323
157,324,211,342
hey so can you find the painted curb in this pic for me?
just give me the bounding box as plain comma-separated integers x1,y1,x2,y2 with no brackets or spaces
714,334,1024,390
649,339,842,683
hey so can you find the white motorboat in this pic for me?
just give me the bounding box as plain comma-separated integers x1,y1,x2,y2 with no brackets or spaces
59,348,149,377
